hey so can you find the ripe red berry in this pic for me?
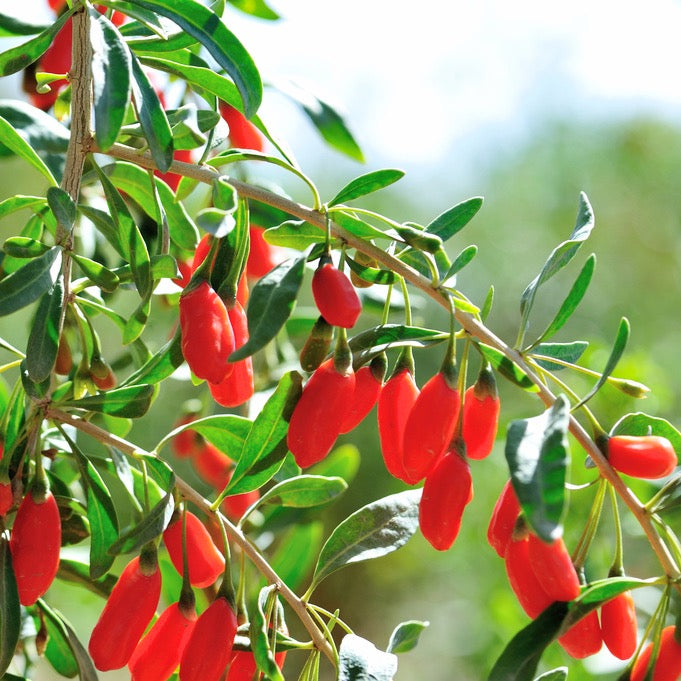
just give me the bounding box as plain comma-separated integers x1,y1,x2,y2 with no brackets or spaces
377,366,419,482
209,301,254,408
607,435,677,479
419,448,473,551
163,512,225,588
311,258,361,329
504,536,553,618
179,596,237,681
461,365,500,460
558,611,602,658
526,534,581,602
487,480,521,558
179,281,235,384
600,590,637,660
128,601,197,681
402,371,460,483
218,101,264,152
221,489,260,521
88,553,162,671
10,489,61,605
172,415,202,459
247,225,280,279
193,442,233,490
287,357,355,468
339,355,386,434
630,625,681,681
192,233,214,273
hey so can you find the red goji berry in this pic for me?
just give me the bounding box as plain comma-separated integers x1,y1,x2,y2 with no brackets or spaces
419,447,473,551
299,315,334,373
504,535,553,618
226,649,286,681
339,354,386,434
173,259,193,289
600,590,637,660
172,415,202,459
179,281,235,384
192,233,215,273
526,533,581,602
10,489,61,606
311,256,361,329
631,625,681,681
128,601,197,681
487,480,521,558
462,364,500,460
219,101,264,152
88,552,162,670
558,611,602,658
607,435,677,479
221,488,259,521
287,356,355,468
193,442,233,489
90,354,116,390
179,596,237,681
247,225,280,279
163,512,225,588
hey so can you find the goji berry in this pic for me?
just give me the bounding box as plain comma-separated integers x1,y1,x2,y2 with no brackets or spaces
193,442,233,490
247,225,280,279
221,489,259,521
172,415,202,459
55,334,72,375
487,480,521,558
311,256,361,329
607,435,677,479
219,101,264,152
9,489,61,605
462,364,500,460
192,233,215,273
90,354,116,390
526,533,581,602
179,281,235,384
504,535,553,618
88,552,162,670
630,625,681,681
163,511,225,588
339,354,387,434
226,649,286,681
179,596,237,681
419,447,473,551
299,315,334,373
128,601,197,681
600,590,637,660
558,611,602,658
173,259,193,289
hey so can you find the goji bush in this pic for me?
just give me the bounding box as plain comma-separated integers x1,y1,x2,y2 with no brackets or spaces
1,3,681,681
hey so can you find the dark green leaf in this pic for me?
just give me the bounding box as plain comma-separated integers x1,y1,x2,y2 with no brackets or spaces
0,534,20,677
230,251,308,361
47,187,76,231
0,100,69,154
0,246,60,316
345,255,396,286
329,169,404,207
0,114,57,185
477,343,539,392
63,384,155,418
531,341,589,371
386,621,429,654
263,220,327,250
25,273,63,383
121,330,183,386
255,475,347,510
268,523,323,591
97,1,169,35
427,196,483,241
179,414,252,456
505,395,570,542
54,608,100,681
122,292,152,345
227,0,279,20
442,245,478,285
58,559,116,598
610,413,681,459
0,12,50,37
310,489,421,591
330,210,386,240
339,634,397,681
36,601,78,678
349,324,446,360
227,371,303,494
250,587,284,681
143,455,176,491
90,9,132,151
196,207,235,238
71,253,120,292
128,0,262,117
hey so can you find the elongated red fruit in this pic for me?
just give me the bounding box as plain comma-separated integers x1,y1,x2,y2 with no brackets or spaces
312,259,361,329
526,534,581,602
10,489,61,605
607,435,677,479
558,611,602,658
226,649,286,681
287,357,355,468
193,442,233,489
88,554,162,671
600,590,637,660
504,536,553,618
179,597,237,681
209,301,254,408
461,365,500,460
221,488,260,521
419,448,473,551
192,233,214,273
128,601,197,681
163,512,225,588
339,355,386,434
247,225,280,278
180,281,235,383
630,625,681,681
402,371,460,483
172,415,202,459
219,101,264,152
487,480,521,558
377,367,419,481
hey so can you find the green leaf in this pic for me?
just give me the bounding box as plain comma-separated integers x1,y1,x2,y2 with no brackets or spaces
46,187,76,231
62,384,155,418
0,100,69,155
25,273,64,383
263,220,327,250
57,559,117,598
329,169,404,207
0,534,20,677
530,254,596,348
534,669,568,681
227,371,303,495
349,324,447,364
122,291,152,345
180,414,252,456
345,255,396,286
339,634,398,681
477,343,539,392
573,318,629,409
0,114,57,185
129,50,174,172
0,12,50,37
71,253,120,292
427,196,483,241
230,250,308,361
309,489,421,591
309,444,361,484
255,475,347,511
121,330,184,386
50,605,98,681
35,601,78,678
128,0,262,117
90,9,132,151
0,194,47,221
531,341,589,371
0,246,60,317
610,412,681,458
227,0,279,20
442,245,478,285
250,587,284,681
386,621,429,654
329,210,387,240
505,395,570,542
268,523,323,591
0,8,74,76
77,205,124,258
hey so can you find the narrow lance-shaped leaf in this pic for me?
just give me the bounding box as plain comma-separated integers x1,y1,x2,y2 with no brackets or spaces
0,114,57,185
0,533,20,677
339,634,397,681
427,196,483,242
35,600,79,678
62,384,155,419
47,187,76,232
0,100,70,155
345,255,396,286
52,606,99,681
0,12,50,37
442,245,478,286
71,253,120,292
90,9,132,151
477,343,539,392
387,621,430,654
121,329,184,386
227,0,279,20
505,395,570,542
531,341,589,371
0,247,60,317
329,168,404,206
250,587,284,681
254,475,347,510
160,414,252,457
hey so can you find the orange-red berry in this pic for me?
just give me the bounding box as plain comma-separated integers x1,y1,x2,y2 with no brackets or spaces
630,626,681,681
311,260,361,329
558,611,602,659
600,590,637,660
487,480,521,558
607,435,677,479
526,534,581,602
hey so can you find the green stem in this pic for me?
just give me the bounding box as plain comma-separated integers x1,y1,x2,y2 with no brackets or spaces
572,478,607,569
608,483,625,576
380,284,393,326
